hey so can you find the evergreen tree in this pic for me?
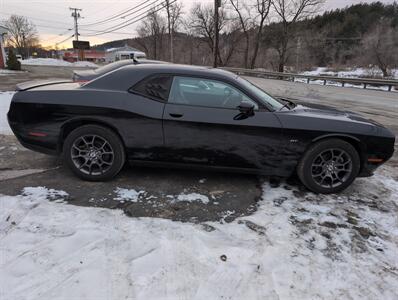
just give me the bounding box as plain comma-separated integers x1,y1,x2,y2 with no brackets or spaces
6,49,21,71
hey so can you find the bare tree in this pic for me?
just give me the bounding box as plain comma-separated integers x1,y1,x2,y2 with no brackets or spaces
189,4,217,54
188,4,241,66
271,0,324,72
182,18,203,65
361,19,398,77
229,0,251,68
250,0,272,68
137,10,166,60
3,15,38,58
165,0,183,62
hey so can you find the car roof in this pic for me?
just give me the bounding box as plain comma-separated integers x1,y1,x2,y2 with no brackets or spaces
136,59,169,64
85,63,238,91
94,59,169,75
119,63,237,80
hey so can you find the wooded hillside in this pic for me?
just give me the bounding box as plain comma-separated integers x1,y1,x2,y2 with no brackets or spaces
94,1,398,76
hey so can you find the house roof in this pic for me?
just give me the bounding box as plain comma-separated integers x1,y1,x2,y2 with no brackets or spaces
105,45,143,53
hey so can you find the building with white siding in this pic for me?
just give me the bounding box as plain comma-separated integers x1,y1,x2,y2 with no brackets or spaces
104,45,146,63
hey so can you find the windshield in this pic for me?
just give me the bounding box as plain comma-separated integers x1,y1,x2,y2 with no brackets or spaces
237,77,283,111
95,60,135,75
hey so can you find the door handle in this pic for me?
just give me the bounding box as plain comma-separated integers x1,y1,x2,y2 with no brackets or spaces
169,113,183,118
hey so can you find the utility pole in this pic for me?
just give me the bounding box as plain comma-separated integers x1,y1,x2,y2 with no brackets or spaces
165,0,174,63
70,7,82,61
213,0,221,68
70,7,82,41
296,36,301,72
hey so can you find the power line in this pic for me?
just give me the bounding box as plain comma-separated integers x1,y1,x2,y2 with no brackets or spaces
14,19,135,36
80,0,160,27
79,30,133,36
84,0,176,37
55,34,74,46
0,12,71,27
44,29,73,43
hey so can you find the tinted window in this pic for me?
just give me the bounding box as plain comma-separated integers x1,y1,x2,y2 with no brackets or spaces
132,75,173,101
168,76,258,109
237,77,283,110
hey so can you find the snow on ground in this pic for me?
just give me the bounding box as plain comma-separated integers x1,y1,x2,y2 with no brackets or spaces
0,92,14,135
20,58,98,68
301,67,398,79
114,188,211,205
1,171,398,300
0,69,26,76
175,192,210,204
71,61,99,68
114,188,145,203
298,67,398,92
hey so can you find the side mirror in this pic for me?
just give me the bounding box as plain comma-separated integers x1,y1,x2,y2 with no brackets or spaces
237,101,255,115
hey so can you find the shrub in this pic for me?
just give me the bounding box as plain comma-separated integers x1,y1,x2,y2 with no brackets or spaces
6,49,21,71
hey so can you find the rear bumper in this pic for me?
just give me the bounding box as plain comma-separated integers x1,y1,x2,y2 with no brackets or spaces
8,115,59,155
18,137,58,155
358,162,383,177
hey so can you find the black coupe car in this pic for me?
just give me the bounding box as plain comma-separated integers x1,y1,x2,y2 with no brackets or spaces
8,64,395,194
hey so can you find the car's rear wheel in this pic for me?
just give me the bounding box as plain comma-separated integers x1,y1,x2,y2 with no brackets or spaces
297,139,360,194
63,125,125,181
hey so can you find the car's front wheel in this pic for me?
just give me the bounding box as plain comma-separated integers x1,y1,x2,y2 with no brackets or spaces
297,139,360,194
63,125,125,181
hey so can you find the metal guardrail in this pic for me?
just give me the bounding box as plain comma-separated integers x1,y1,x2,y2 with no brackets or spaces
221,67,398,92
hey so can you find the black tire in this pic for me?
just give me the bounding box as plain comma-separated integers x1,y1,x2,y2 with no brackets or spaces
297,139,360,194
63,125,125,181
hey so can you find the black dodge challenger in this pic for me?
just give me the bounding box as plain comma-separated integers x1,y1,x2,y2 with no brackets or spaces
7,64,395,194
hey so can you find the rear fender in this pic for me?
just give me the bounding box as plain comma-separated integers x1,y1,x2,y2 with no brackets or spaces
59,117,126,153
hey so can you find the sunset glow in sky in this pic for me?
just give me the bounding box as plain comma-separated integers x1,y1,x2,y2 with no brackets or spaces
0,0,395,49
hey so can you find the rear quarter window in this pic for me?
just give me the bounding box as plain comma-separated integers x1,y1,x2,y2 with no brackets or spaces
131,75,173,102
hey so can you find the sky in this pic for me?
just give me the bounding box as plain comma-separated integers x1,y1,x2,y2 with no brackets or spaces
0,0,396,49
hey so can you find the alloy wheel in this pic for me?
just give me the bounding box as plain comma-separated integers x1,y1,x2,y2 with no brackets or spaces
311,148,353,188
71,135,114,175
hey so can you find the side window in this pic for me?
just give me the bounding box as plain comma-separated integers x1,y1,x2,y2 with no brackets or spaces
168,76,258,109
131,75,173,102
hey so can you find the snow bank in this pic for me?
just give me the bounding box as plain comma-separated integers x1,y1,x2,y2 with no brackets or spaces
0,92,14,134
1,171,398,299
72,61,99,68
21,58,72,66
297,67,398,91
302,67,398,79
20,58,97,68
0,69,25,76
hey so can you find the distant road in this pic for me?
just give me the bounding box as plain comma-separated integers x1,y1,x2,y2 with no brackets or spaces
245,77,398,134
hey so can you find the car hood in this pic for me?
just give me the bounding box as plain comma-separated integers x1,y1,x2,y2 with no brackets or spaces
291,102,383,127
